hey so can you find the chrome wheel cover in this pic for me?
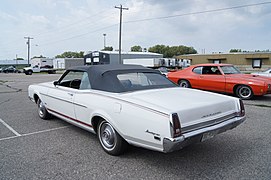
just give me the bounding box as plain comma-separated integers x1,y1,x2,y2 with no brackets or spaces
99,122,116,150
238,86,251,98
180,80,189,88
38,100,45,117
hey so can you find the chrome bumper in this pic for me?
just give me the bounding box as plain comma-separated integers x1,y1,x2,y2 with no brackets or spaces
163,116,246,153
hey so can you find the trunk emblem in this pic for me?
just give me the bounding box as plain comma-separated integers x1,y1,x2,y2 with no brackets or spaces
201,112,222,119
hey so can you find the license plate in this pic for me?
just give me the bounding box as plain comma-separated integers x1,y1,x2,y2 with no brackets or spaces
201,130,219,142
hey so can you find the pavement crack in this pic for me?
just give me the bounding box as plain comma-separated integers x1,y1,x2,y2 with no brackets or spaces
0,99,11,105
245,103,271,108
0,82,22,93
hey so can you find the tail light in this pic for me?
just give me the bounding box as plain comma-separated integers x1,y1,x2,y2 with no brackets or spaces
237,99,245,117
171,113,182,138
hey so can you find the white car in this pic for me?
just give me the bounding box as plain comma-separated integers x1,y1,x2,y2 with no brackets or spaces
251,68,271,78
28,65,246,155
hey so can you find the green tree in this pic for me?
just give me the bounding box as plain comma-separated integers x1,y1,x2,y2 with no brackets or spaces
131,45,142,52
229,49,242,53
55,51,84,58
148,45,197,58
102,46,113,51
32,55,46,59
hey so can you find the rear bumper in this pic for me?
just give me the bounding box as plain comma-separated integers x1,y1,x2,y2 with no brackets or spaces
163,116,245,153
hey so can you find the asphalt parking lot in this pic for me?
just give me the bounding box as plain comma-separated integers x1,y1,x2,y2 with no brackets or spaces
0,73,271,180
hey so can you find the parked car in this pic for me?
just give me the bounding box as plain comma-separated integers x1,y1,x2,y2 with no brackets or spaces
168,64,271,100
157,66,168,76
28,65,245,155
251,68,271,78
0,67,3,73
3,66,21,73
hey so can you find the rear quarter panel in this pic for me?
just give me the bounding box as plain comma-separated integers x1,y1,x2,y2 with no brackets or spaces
75,91,172,152
168,68,199,87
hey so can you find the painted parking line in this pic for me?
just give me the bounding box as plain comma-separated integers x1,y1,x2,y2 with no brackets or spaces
0,118,21,136
0,125,70,142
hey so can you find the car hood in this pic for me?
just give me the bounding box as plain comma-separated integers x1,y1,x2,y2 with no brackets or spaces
120,87,239,128
226,74,271,81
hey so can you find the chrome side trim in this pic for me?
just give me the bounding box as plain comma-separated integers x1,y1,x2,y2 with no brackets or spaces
39,88,169,117
40,93,87,108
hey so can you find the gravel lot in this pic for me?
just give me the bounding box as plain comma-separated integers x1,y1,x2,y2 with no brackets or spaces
0,73,271,180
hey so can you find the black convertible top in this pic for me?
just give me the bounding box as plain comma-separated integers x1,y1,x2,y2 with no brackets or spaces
67,64,157,75
65,64,171,93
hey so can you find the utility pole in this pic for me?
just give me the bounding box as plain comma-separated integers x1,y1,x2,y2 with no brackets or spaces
24,36,33,66
115,4,128,64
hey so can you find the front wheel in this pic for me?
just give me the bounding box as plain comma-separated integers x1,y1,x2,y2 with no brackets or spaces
235,85,254,100
37,99,51,119
97,120,128,156
178,79,191,88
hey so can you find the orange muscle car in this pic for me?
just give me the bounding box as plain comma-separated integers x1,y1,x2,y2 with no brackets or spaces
168,64,271,99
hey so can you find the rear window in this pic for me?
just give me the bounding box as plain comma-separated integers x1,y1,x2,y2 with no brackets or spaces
117,72,176,91
193,67,202,74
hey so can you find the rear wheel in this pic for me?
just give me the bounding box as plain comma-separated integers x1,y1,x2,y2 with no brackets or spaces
37,99,50,119
178,79,191,88
235,85,253,100
97,120,128,156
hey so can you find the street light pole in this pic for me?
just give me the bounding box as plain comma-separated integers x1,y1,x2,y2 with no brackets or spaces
24,36,33,66
103,33,106,49
115,4,128,64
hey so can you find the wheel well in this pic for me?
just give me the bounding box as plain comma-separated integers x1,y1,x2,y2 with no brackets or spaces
33,94,39,103
177,79,191,87
178,79,187,84
91,116,104,133
233,84,250,94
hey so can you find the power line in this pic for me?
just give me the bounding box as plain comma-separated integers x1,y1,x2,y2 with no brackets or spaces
38,1,271,48
124,1,271,24
2,1,270,59
39,24,118,47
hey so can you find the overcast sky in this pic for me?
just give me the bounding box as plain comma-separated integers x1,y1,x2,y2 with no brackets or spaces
0,0,271,59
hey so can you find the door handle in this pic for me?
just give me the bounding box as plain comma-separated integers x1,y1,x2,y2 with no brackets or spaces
67,92,73,96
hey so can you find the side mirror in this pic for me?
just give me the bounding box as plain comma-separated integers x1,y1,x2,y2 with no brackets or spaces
53,81,59,86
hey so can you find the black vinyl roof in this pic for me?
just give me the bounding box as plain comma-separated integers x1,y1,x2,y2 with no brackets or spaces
66,64,164,93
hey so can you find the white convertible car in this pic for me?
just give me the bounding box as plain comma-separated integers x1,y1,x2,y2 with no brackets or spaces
28,65,246,155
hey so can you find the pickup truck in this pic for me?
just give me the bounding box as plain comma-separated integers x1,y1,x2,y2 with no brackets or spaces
23,65,56,75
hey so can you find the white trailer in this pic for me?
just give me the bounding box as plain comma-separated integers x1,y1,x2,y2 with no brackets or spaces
31,58,53,68
123,58,183,69
123,58,161,68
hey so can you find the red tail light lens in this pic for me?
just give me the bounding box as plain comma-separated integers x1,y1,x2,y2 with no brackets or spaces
238,99,245,117
172,113,182,138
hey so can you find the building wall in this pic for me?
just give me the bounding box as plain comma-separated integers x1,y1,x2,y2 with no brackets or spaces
53,58,65,69
64,58,84,69
0,60,28,67
111,53,163,64
176,53,271,71
84,51,163,65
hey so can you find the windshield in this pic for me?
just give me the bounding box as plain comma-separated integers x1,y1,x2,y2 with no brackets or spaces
220,66,241,74
117,72,176,92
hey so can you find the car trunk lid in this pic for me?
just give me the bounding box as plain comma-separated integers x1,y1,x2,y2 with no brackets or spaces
120,87,238,132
